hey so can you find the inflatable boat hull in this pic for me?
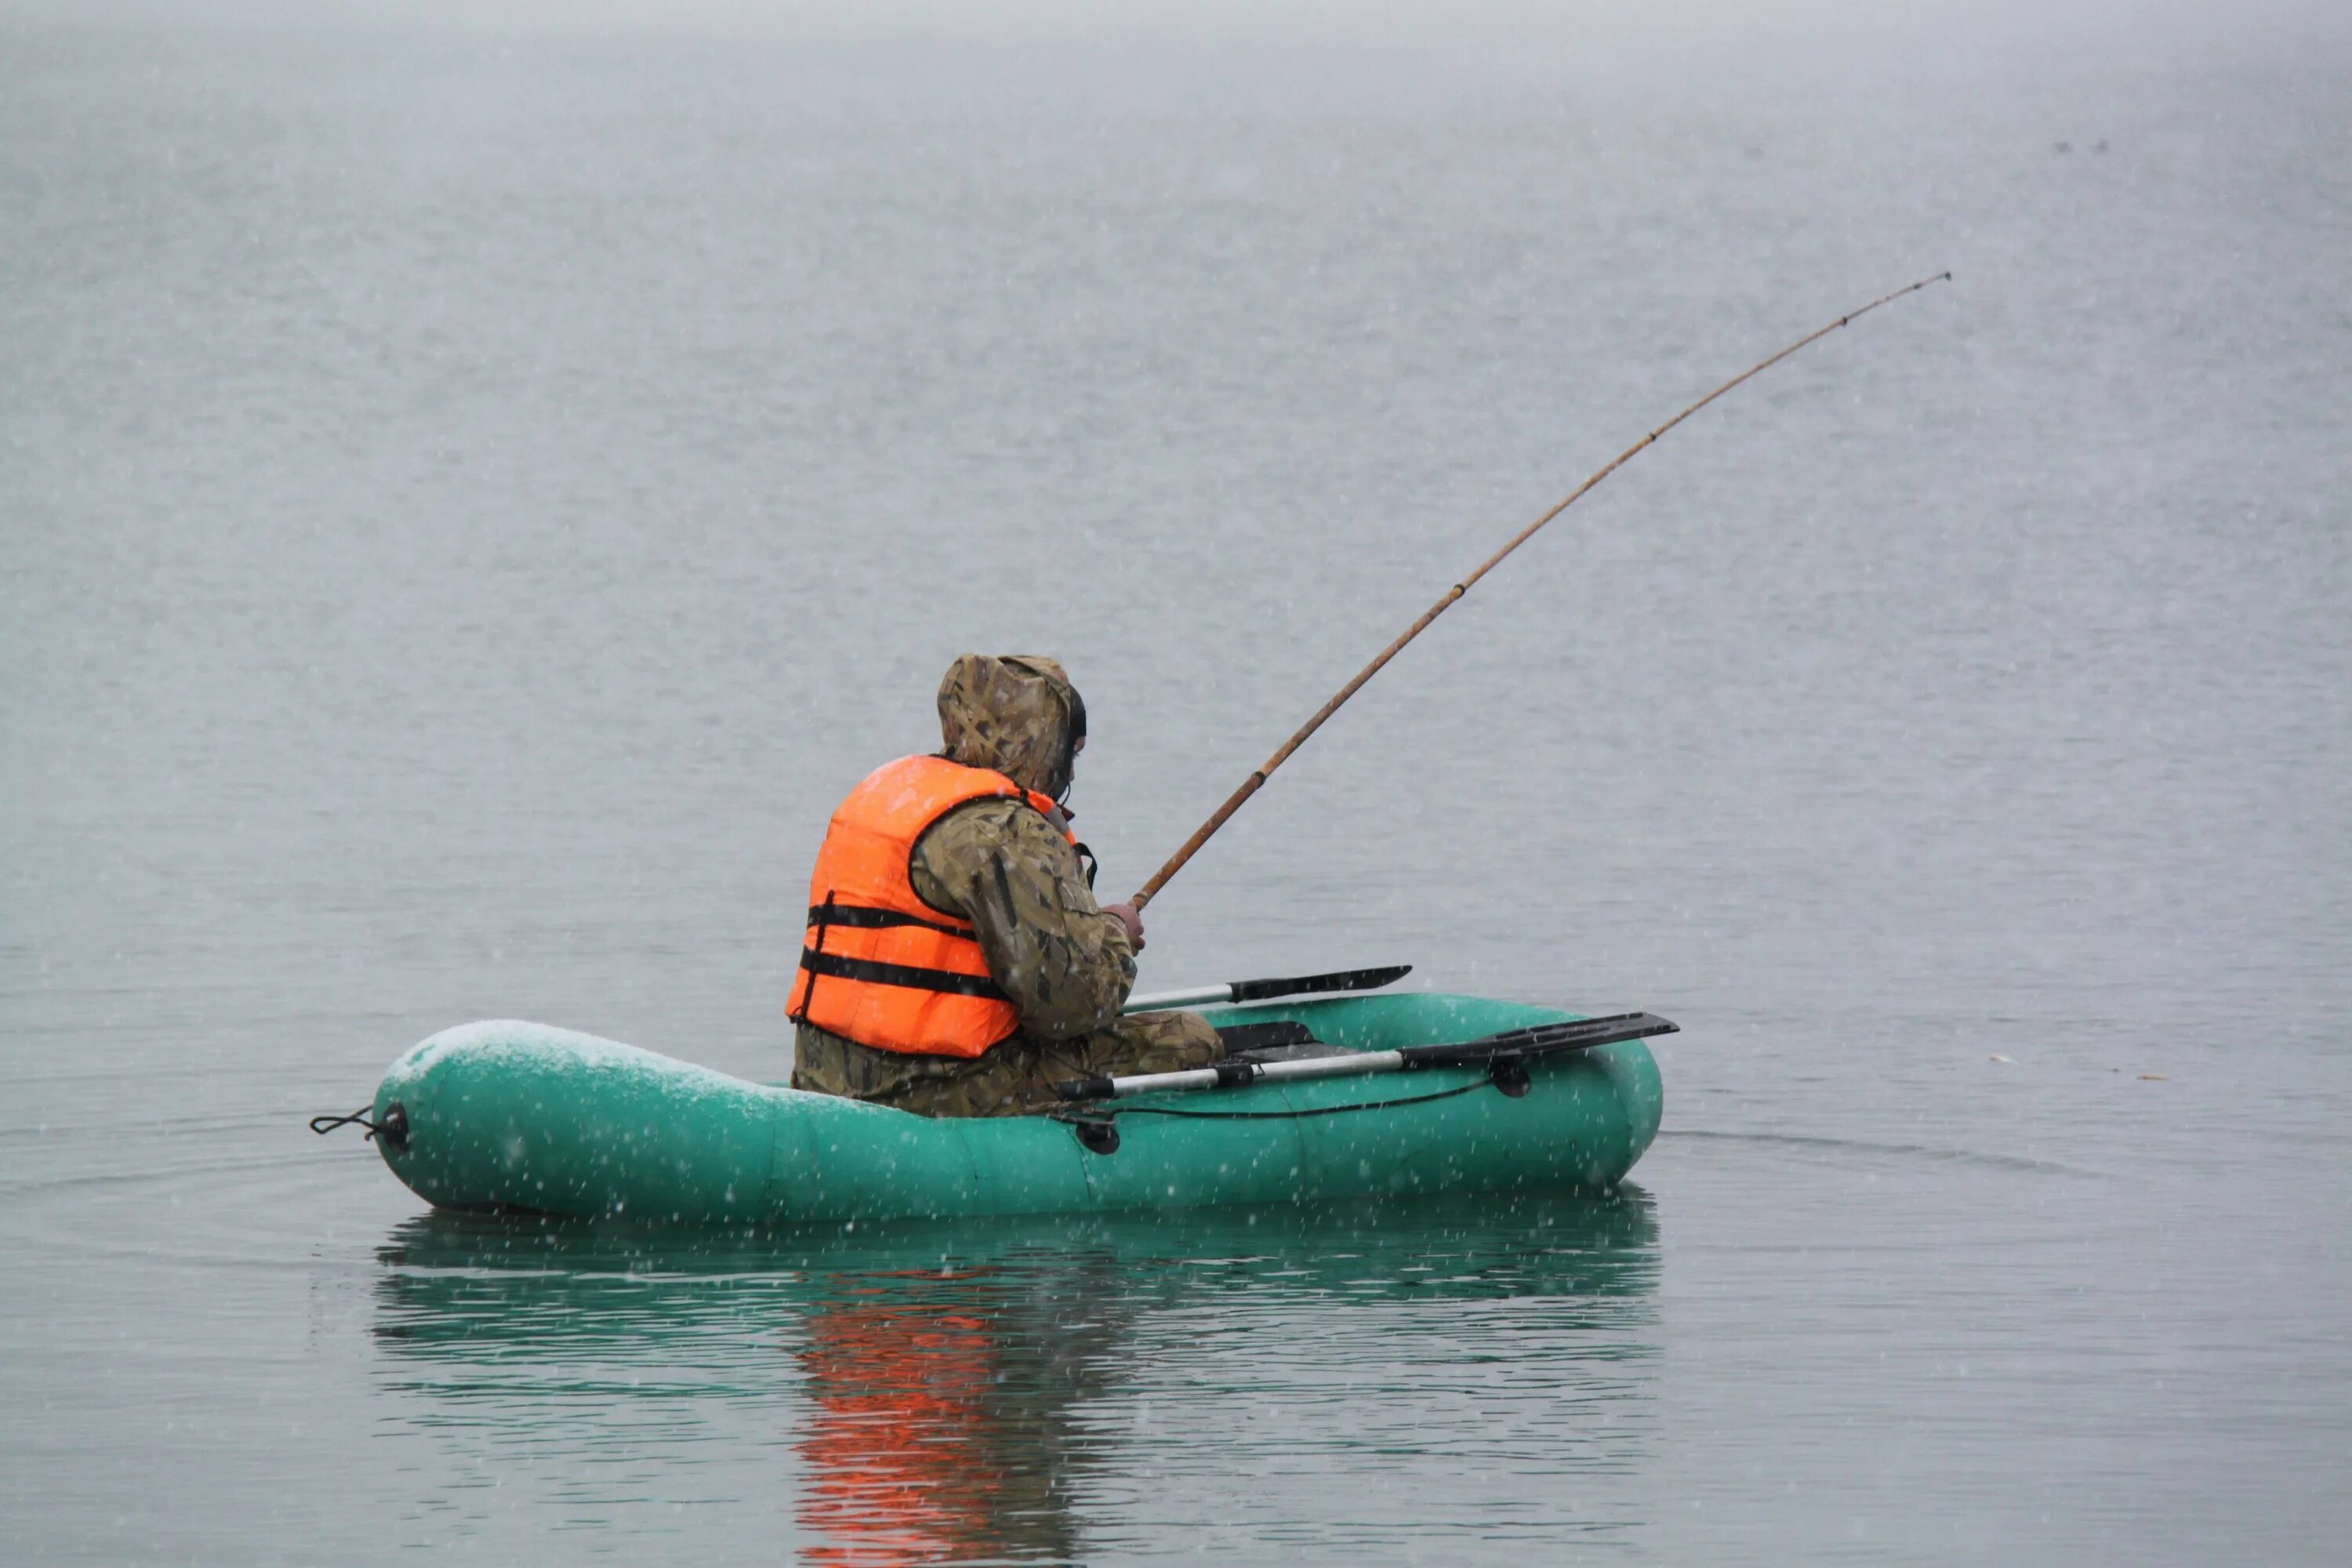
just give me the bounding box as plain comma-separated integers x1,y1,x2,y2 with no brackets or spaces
370,993,1664,1223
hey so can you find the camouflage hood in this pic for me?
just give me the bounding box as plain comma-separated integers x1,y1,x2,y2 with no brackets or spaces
936,654,1084,800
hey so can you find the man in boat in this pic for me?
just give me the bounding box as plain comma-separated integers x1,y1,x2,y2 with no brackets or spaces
789,653,1223,1116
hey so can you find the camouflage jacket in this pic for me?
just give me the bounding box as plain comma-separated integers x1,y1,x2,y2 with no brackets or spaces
907,793,1137,1039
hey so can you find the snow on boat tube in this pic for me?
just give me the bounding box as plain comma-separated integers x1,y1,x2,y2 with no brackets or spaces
368,993,1664,1223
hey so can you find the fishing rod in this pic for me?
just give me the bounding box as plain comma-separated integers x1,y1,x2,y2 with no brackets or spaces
1129,272,1951,911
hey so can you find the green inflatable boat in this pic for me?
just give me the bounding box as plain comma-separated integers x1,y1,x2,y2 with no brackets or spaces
356,992,1668,1224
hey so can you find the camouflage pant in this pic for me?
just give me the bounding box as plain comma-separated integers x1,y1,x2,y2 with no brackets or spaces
791,1009,1223,1119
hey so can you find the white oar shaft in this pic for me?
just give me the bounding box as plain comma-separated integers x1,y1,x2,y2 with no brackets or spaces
1058,1012,1674,1105
1095,1050,1407,1098
1121,983,1235,1014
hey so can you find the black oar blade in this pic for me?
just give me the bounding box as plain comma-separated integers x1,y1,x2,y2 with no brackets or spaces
1227,964,1412,1004
1211,1021,1320,1054
1399,1011,1678,1069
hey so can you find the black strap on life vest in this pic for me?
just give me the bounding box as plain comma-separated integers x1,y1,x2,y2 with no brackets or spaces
790,891,1011,1005
801,902,975,939
795,949,1011,1000
786,891,838,1024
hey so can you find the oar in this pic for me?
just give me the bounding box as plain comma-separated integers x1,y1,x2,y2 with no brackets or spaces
1126,274,1952,912
1055,1011,1677,1102
1123,964,1412,1014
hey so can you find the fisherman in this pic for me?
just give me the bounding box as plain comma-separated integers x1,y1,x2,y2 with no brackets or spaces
788,654,1224,1116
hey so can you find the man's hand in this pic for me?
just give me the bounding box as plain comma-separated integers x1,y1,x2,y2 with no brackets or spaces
1102,902,1145,953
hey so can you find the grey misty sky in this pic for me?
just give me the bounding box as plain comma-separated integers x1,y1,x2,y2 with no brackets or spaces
3,0,2347,53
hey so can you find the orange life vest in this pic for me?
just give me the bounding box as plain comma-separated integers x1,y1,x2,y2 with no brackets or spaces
787,754,1069,1057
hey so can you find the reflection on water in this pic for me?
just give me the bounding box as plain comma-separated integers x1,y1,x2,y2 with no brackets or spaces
793,1257,1124,1565
372,1194,1660,1561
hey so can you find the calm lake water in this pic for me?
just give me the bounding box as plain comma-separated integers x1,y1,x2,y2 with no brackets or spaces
4,5,2348,1562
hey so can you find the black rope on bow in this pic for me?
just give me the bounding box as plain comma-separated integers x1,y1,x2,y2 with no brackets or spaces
310,1102,409,1149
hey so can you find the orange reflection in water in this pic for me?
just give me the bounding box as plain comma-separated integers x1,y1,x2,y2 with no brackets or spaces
793,1272,1090,1567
